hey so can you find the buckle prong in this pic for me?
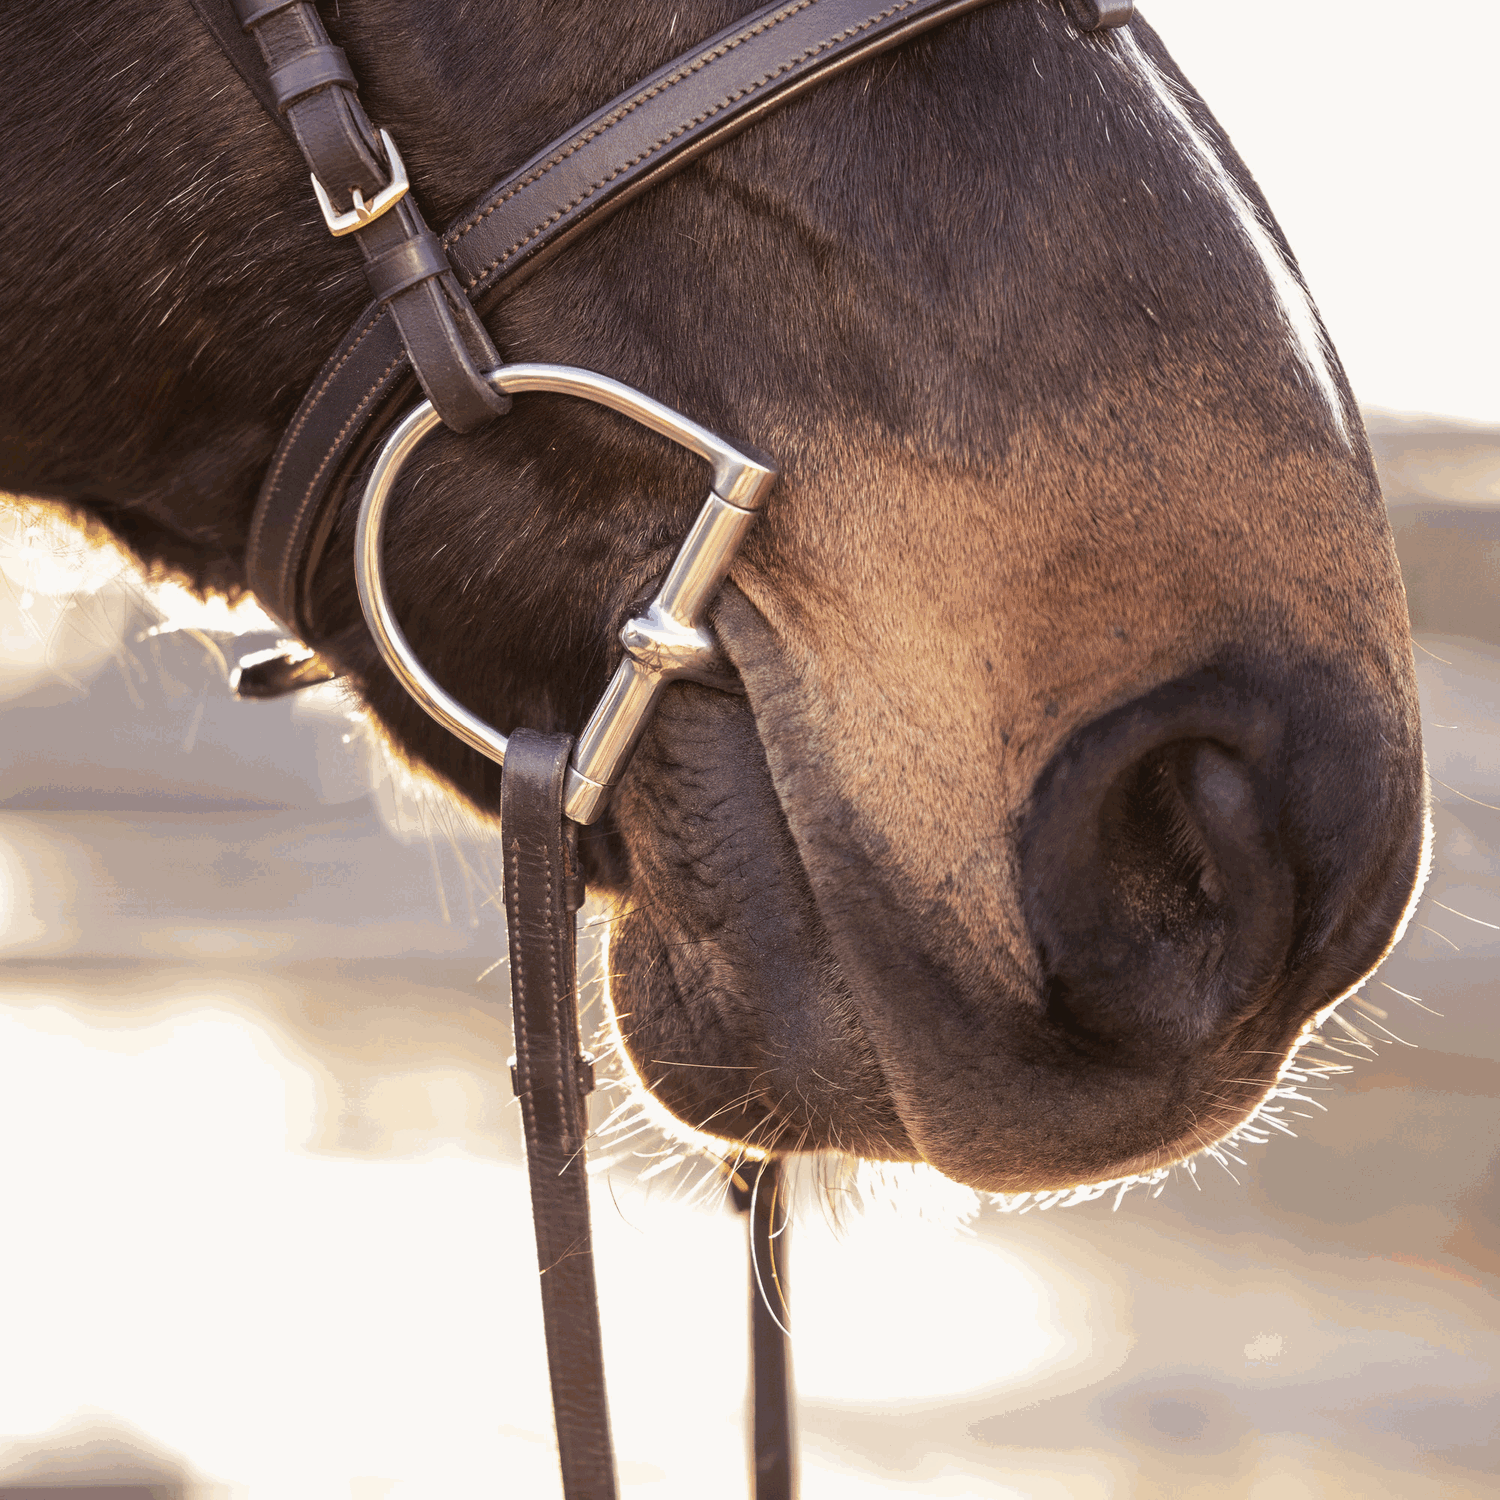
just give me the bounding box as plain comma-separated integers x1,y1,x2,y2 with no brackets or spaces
311,128,410,236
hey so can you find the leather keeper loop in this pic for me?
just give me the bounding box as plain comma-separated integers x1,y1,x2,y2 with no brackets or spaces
269,45,358,112
364,231,451,304
233,0,301,30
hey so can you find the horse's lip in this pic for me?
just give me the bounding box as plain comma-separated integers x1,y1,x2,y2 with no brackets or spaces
604,638,919,1162
611,895,918,1160
700,588,928,1155
701,595,1432,1193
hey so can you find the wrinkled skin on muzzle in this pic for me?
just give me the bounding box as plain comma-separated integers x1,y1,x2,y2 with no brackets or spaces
2,2,1427,1194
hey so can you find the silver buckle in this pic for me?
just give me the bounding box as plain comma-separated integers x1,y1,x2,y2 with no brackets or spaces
354,364,778,825
310,128,409,236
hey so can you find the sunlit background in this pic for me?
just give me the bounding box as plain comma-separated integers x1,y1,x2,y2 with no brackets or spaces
2,2,1497,1496
1143,0,1500,426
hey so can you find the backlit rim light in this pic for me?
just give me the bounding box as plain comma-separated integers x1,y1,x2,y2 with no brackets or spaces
586,906,768,1206
1112,28,1351,444
588,801,1437,1217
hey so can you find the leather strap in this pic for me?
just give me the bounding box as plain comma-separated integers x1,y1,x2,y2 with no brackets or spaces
501,730,618,1500
214,0,507,451
1061,0,1134,27
730,1158,795,1500
267,44,358,110
362,230,451,305
235,0,1134,639
189,0,292,132
237,0,302,28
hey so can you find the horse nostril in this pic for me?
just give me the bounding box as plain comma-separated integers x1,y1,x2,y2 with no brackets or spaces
1022,679,1299,1048
1099,741,1242,928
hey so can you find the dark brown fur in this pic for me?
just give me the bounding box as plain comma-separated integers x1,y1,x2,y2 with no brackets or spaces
1,0,1426,1191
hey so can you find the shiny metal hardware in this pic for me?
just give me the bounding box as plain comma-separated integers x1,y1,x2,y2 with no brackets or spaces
355,363,778,825
311,128,410,236
576,1051,597,1096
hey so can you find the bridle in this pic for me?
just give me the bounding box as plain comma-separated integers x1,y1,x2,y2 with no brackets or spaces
191,0,1135,1493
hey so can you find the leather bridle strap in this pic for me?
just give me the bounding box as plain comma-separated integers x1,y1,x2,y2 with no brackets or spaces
193,0,509,439
501,729,618,1498
501,731,799,1500
731,1158,796,1499
225,0,1134,640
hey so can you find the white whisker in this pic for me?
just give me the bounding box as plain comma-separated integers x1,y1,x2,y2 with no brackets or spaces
1419,924,1461,954
1380,981,1443,1017
1430,898,1500,932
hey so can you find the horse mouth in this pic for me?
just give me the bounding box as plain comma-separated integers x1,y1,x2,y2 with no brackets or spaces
599,608,1429,1197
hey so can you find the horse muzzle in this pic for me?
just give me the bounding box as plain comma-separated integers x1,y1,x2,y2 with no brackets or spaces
606,642,1429,1197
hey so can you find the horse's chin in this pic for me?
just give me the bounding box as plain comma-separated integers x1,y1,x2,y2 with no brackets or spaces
602,877,1295,1196
601,685,919,1166
595,631,1431,1199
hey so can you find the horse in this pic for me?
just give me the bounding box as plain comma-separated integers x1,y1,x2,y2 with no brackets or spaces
1,0,1427,1200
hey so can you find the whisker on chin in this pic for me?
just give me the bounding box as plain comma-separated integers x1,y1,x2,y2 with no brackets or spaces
1380,981,1443,1017
1429,898,1500,932
1418,924,1462,952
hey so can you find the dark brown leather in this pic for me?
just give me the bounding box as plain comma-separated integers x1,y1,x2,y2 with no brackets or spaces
1061,0,1134,28
223,0,508,448
189,0,291,131
238,0,1134,639
232,0,385,220
730,1159,796,1500
502,730,618,1500
447,0,1005,299
237,0,302,28
267,44,357,110
362,230,450,304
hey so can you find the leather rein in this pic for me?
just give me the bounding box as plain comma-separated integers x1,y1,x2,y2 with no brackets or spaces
191,1,1134,1493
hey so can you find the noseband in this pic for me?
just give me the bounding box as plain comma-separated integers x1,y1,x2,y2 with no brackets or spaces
194,0,1135,1493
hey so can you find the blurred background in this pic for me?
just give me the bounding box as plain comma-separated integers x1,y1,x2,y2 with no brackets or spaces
2,2,1496,1497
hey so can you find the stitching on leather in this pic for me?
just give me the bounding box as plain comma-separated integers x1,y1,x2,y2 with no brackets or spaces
505,840,542,1163
540,829,563,1085
254,305,385,562
445,0,815,247
508,824,561,1168
445,0,920,290
252,311,395,613
276,351,404,608
273,337,403,610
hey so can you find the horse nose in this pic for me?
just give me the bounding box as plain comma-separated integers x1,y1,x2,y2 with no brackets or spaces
1018,666,1417,1048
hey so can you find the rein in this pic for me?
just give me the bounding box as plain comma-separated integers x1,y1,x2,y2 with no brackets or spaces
193,0,1134,1492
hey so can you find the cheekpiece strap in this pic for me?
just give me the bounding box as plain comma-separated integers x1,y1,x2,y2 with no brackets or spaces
196,0,508,461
